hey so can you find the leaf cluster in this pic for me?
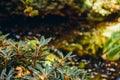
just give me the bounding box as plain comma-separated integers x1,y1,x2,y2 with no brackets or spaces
103,32,120,61
24,51,87,80
0,34,87,80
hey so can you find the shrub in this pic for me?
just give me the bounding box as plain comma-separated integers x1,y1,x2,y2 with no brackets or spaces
0,33,87,80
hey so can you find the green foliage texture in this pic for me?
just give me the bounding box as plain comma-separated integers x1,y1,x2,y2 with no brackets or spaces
0,33,87,80
0,0,120,20
103,32,120,61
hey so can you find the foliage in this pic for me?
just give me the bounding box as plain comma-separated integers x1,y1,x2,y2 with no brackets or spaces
54,29,104,56
85,0,120,21
23,51,87,80
0,34,87,80
0,34,51,68
18,0,120,18
0,0,120,20
0,68,15,80
53,23,120,59
103,32,120,61
73,30,104,55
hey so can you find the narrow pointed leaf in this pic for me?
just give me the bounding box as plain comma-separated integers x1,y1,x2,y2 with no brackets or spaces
36,64,44,73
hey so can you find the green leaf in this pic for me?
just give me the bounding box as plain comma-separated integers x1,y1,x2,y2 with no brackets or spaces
0,34,9,40
103,32,120,60
45,64,49,74
23,75,34,80
81,71,87,80
44,38,52,46
0,68,14,80
8,68,14,76
57,50,64,58
40,36,51,47
40,36,45,47
64,52,72,59
6,74,13,80
36,64,44,73
47,66,55,75
8,39,16,47
57,68,64,79
107,50,120,60
28,66,39,75
0,68,6,79
106,44,120,55
18,40,23,48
